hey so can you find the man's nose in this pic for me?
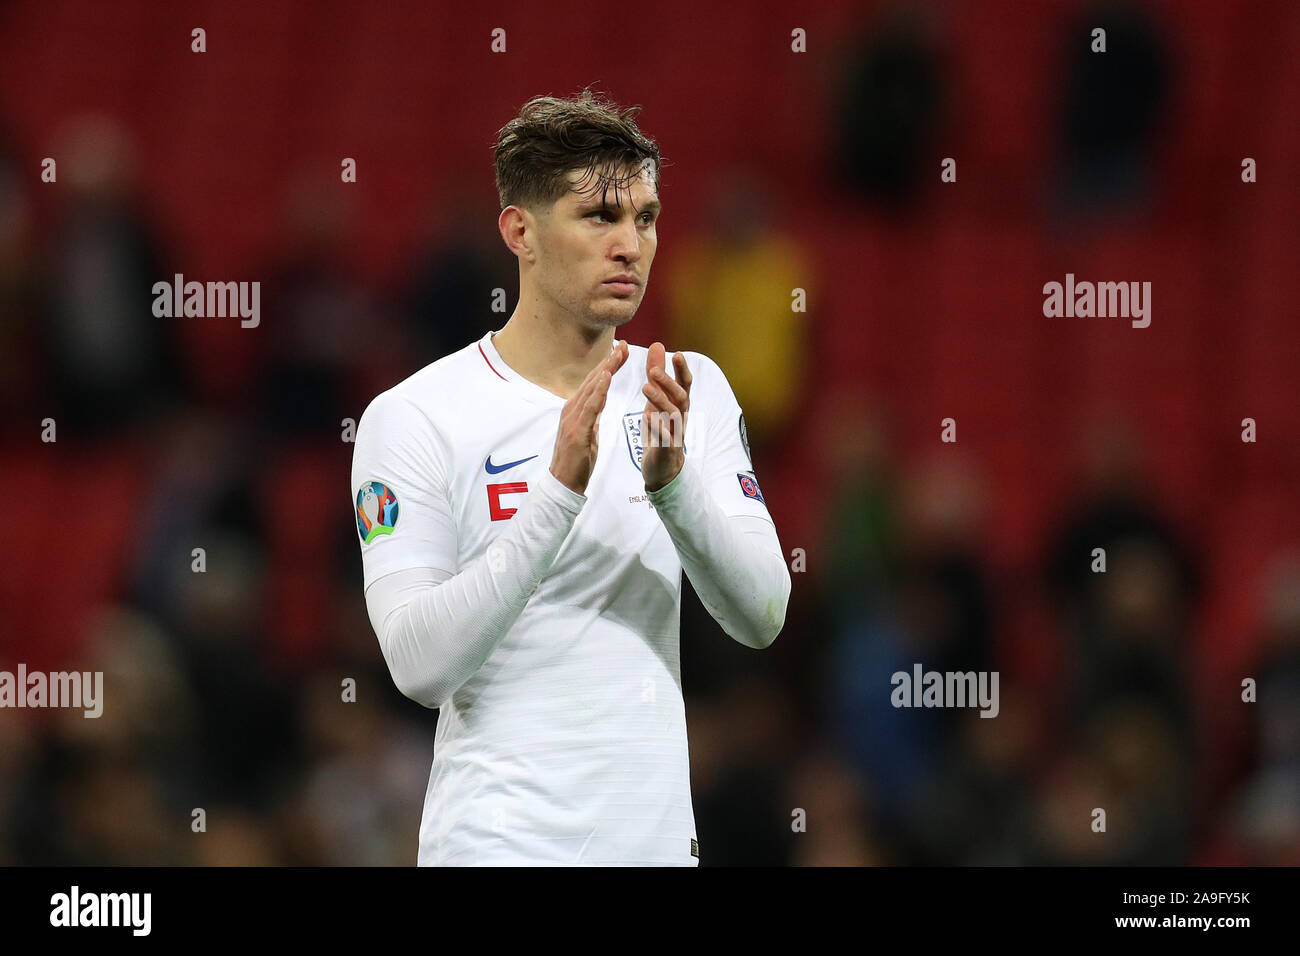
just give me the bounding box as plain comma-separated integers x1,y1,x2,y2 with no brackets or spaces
610,220,642,261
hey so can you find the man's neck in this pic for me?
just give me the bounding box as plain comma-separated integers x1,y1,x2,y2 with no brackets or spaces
492,308,616,401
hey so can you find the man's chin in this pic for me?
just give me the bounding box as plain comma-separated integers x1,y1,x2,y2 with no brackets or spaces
585,306,638,329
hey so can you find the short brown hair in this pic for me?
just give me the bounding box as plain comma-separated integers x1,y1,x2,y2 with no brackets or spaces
493,87,664,213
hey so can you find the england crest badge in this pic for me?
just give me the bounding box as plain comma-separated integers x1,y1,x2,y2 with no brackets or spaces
623,412,645,471
624,410,687,471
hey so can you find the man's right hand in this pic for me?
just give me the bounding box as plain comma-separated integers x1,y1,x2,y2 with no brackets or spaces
550,339,629,495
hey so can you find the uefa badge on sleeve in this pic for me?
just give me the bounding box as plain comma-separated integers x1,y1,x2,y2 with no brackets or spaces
737,472,765,504
356,481,399,544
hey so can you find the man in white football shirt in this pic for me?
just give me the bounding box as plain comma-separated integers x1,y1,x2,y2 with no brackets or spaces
351,90,791,865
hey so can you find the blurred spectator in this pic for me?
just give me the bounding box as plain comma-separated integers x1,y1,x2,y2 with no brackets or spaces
688,673,800,865
39,115,186,438
164,529,300,812
400,192,515,363
281,670,432,865
1029,695,1192,865
1044,418,1200,738
815,390,900,632
1035,418,1202,863
0,710,36,865
665,167,812,460
255,164,385,439
824,454,994,864
0,129,43,438
1207,552,1300,864
125,408,262,627
933,693,1039,865
1052,0,1172,220
786,749,883,866
833,4,947,209
8,607,197,864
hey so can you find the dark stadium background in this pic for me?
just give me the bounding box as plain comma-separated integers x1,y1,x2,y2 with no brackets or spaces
1,0,1297,865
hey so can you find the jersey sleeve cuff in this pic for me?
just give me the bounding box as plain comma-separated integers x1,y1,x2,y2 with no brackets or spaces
535,464,588,515
645,456,698,510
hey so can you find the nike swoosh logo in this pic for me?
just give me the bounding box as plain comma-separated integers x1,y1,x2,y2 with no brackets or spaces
485,454,538,475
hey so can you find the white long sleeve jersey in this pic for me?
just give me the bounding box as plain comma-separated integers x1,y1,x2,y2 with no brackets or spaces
351,329,790,866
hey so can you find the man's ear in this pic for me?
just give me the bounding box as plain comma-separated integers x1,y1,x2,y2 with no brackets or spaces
499,205,534,259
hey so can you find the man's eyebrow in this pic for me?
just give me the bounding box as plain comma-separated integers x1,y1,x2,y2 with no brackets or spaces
577,197,662,213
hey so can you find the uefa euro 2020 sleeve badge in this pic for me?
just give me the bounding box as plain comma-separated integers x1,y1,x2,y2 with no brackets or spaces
356,481,399,544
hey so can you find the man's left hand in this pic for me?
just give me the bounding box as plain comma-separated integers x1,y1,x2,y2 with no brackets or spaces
641,342,692,492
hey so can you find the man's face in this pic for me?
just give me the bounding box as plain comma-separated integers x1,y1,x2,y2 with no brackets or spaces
532,160,660,331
